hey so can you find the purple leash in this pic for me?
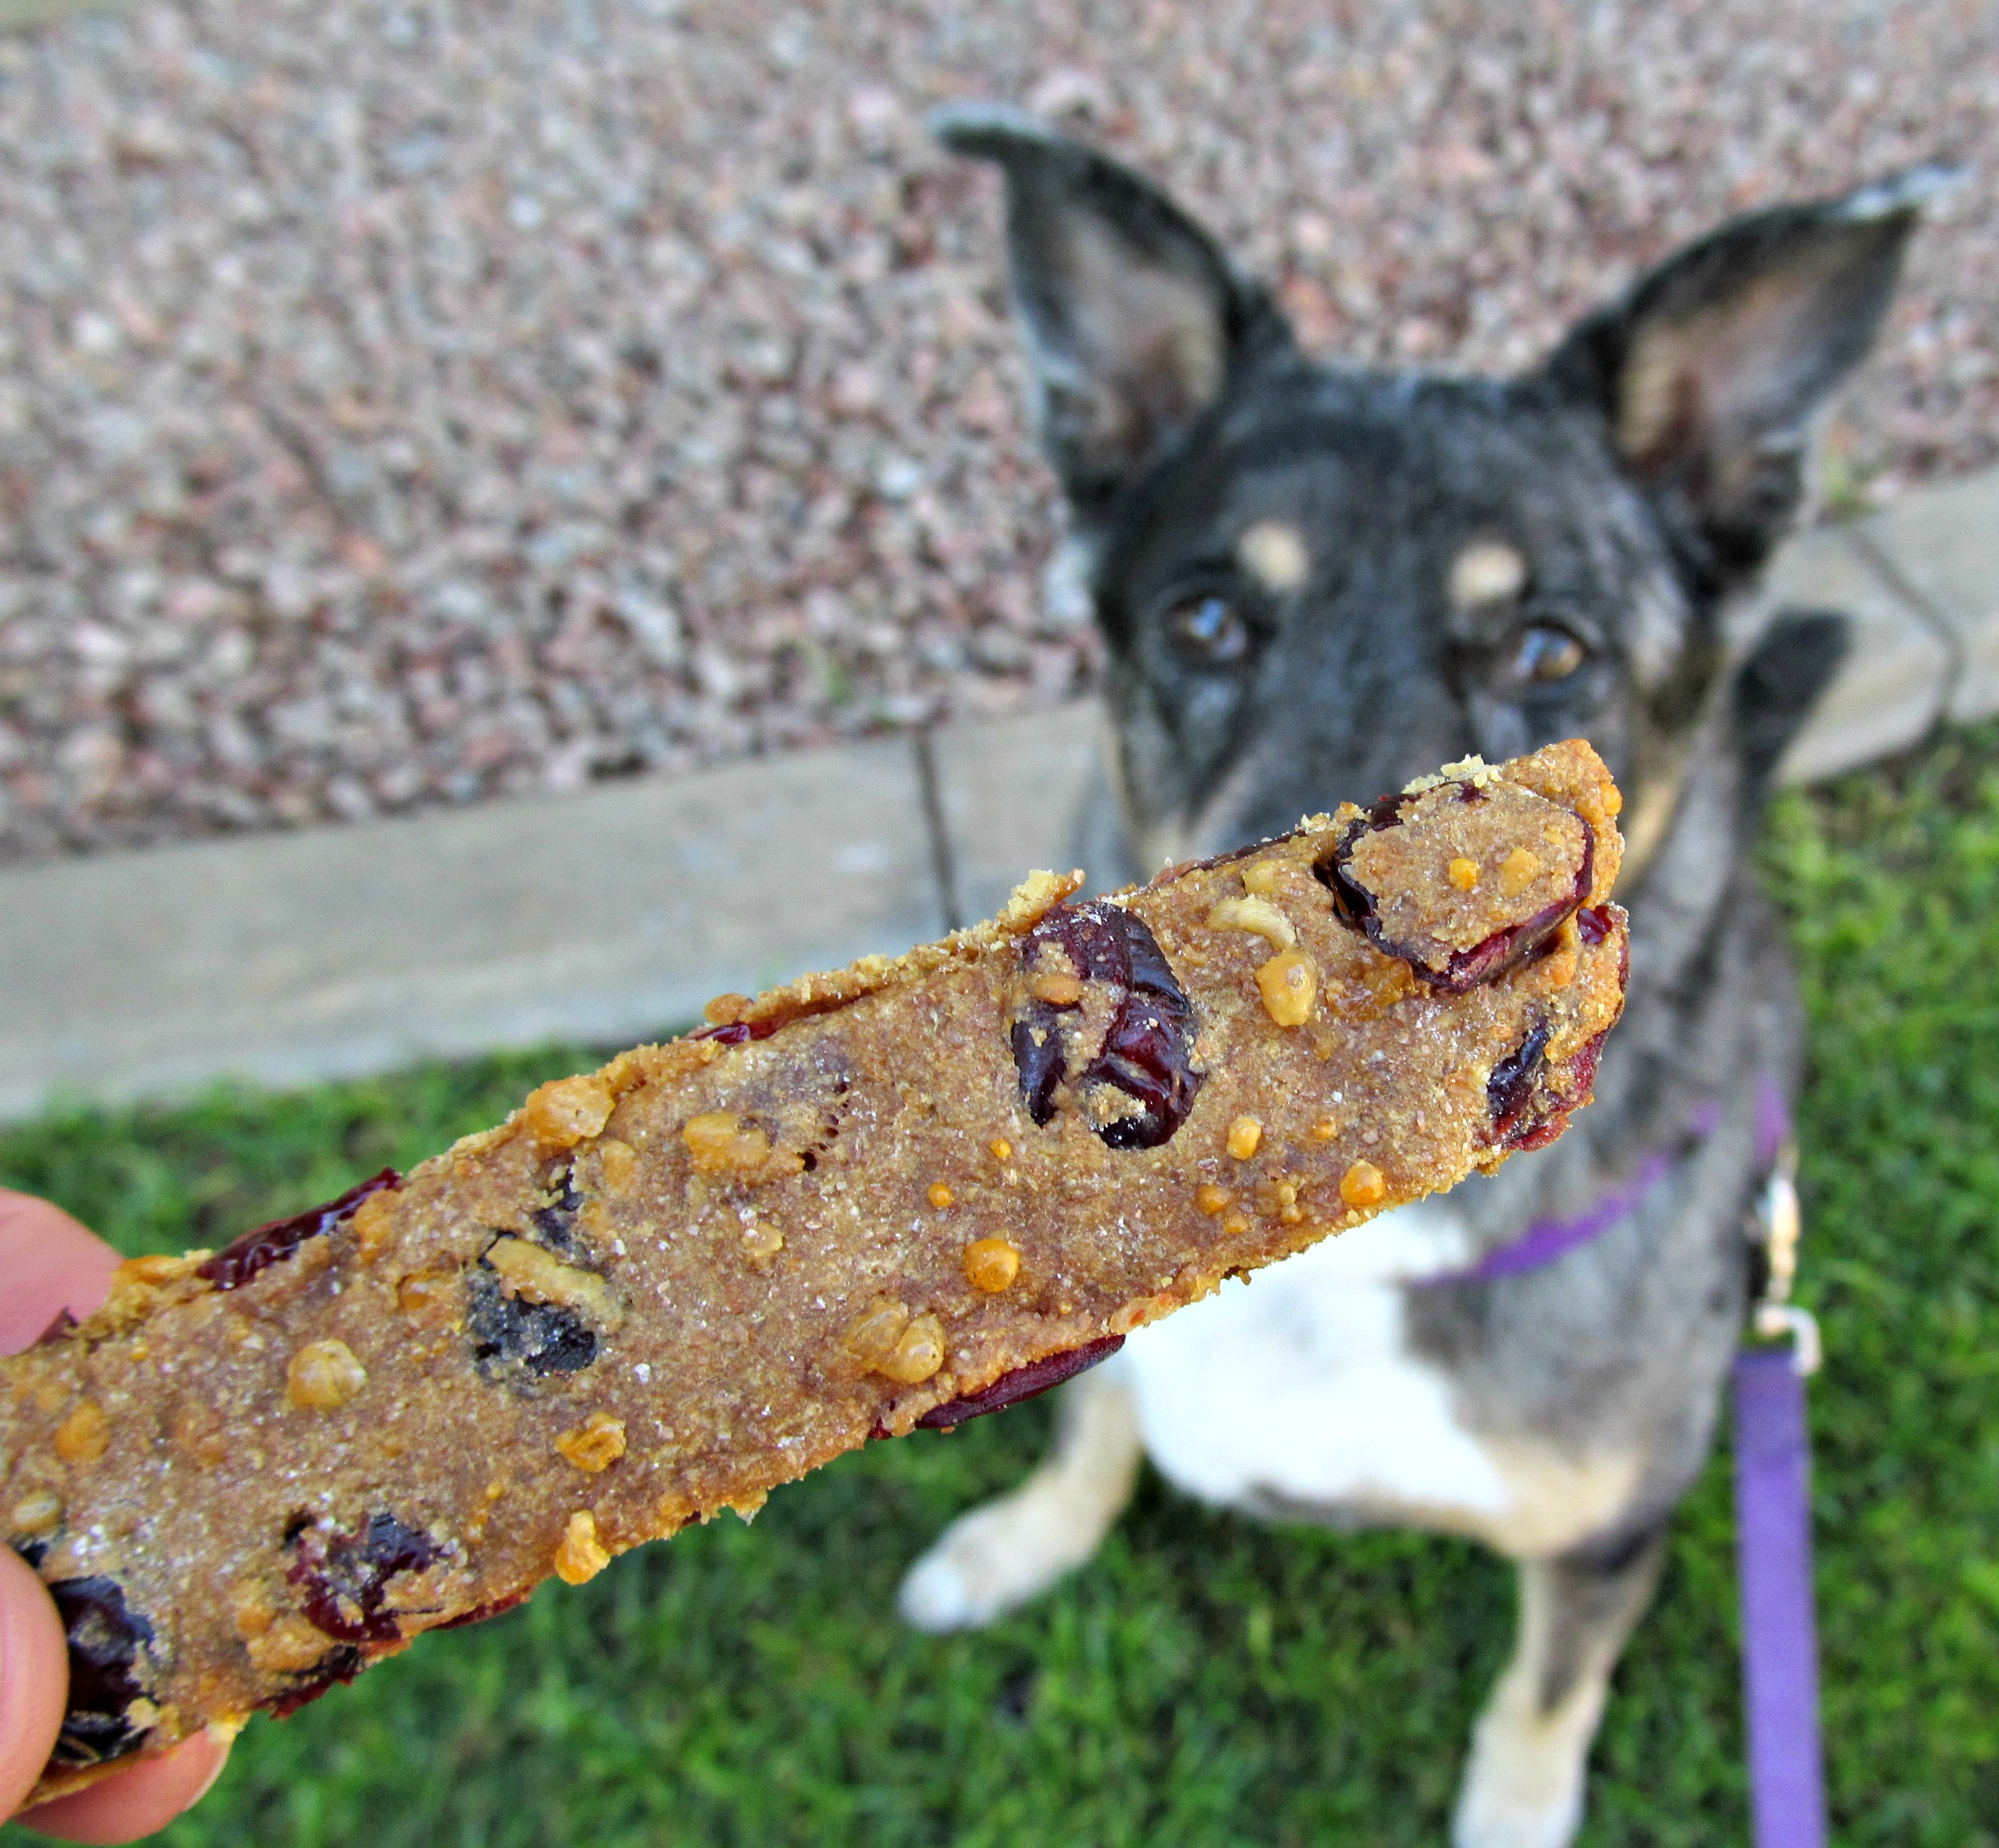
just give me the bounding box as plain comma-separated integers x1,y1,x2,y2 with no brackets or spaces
1732,1346,1826,1848
1734,1077,1826,1848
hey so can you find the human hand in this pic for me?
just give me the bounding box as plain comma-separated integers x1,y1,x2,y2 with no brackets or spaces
2,1191,230,1842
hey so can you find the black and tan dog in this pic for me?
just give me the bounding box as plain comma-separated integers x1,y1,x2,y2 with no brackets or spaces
902,108,1945,1846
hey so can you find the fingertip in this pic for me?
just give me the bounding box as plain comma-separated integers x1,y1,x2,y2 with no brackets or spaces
0,1545,69,1824
0,1192,121,1355
14,1731,232,1846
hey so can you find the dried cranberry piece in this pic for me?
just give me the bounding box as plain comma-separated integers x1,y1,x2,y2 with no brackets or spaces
1011,905,1155,1132
1574,903,1631,990
1094,922,1204,1150
1489,1026,1611,1154
288,1512,442,1644
693,1020,756,1046
266,1645,366,1718
692,993,853,1049
1009,903,1202,1150
915,1336,1126,1430
34,1307,78,1347
1507,1112,1569,1152
436,1589,531,1631
1487,1020,1551,1142
1565,1027,1609,1099
1575,904,1615,946
1011,1013,1066,1126
198,1169,401,1293
39,1574,158,1767
1316,789,1593,994
1168,838,1269,875
1509,1027,1610,1152
466,1260,598,1378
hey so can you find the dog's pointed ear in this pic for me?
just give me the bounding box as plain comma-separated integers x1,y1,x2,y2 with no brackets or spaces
934,105,1291,522
1549,167,1957,590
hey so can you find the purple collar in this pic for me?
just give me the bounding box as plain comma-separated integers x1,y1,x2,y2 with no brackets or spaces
1423,1076,1790,1287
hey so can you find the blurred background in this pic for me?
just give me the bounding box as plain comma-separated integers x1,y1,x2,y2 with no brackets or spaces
1,0,1993,858
2,1,1997,1842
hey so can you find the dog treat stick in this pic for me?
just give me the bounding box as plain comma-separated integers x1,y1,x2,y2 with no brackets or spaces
5,740,1625,1807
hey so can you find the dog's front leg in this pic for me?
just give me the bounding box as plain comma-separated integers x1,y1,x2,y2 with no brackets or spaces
898,1362,1142,1632
1453,1525,1669,1848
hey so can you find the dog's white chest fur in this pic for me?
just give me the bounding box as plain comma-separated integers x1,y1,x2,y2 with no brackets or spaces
1121,1203,1639,1554
1121,1202,1512,1527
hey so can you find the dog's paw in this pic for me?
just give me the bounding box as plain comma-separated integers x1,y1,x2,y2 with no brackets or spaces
1451,1786,1581,1848
1450,1674,1597,1848
898,1487,1098,1631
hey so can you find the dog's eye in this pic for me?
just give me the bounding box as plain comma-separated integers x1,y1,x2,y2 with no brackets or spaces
1168,596,1250,666
1507,625,1586,686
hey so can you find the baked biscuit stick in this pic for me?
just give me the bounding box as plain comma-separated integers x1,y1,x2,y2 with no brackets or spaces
4,740,1627,1806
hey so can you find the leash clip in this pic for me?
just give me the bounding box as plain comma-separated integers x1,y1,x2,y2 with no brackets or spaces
1752,1301,1821,1378
1749,1146,1821,1377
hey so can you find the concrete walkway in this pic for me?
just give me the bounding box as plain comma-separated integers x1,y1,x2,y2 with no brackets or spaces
3,468,1995,1120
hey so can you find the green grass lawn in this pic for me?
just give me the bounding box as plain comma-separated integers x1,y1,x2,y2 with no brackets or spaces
7,727,1999,1846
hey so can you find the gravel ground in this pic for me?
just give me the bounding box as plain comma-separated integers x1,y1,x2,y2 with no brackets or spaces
1,0,1993,862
